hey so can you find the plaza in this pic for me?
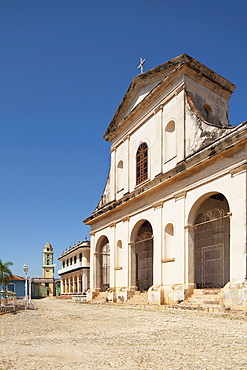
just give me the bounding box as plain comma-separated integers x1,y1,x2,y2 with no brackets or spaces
1,297,247,369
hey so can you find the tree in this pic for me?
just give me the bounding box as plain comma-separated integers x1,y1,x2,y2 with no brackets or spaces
0,259,13,290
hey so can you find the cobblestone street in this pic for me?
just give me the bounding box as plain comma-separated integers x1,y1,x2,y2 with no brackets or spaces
1,297,247,369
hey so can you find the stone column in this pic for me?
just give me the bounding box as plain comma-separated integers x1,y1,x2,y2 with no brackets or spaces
230,164,247,281
111,147,116,200
60,279,64,294
110,222,116,289
153,201,163,286
68,279,71,294
122,216,129,288
66,279,68,294
184,224,194,288
83,270,88,293
90,232,95,290
128,241,136,290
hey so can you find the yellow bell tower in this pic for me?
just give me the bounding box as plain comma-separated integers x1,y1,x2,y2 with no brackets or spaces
42,243,55,279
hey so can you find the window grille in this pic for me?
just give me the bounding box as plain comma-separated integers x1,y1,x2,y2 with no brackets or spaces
136,143,148,185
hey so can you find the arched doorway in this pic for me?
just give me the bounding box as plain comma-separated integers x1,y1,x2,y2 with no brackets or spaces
193,193,230,288
95,236,110,291
133,220,153,291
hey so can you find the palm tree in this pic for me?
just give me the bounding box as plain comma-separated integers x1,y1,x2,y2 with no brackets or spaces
0,259,13,291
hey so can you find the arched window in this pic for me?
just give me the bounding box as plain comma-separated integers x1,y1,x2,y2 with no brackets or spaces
136,143,148,185
165,120,176,162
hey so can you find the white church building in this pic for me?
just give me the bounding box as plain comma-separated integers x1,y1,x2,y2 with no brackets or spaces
84,54,247,310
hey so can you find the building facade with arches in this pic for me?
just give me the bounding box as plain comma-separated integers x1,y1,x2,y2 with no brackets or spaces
84,54,247,309
58,239,90,296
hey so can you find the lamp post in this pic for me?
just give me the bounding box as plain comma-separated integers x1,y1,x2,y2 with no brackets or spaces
28,276,32,305
23,263,28,309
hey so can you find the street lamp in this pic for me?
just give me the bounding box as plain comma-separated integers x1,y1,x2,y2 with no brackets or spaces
23,263,28,309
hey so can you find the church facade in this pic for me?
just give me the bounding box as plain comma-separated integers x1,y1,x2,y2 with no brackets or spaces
84,54,247,309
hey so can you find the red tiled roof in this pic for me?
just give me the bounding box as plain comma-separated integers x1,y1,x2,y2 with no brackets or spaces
10,275,26,281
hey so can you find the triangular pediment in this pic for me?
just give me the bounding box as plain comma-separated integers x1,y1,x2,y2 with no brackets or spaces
103,54,235,142
103,57,185,141
125,79,163,117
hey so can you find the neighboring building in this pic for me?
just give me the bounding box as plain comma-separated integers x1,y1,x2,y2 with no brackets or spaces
84,54,247,310
58,239,90,295
33,243,55,297
1,275,26,297
55,279,61,296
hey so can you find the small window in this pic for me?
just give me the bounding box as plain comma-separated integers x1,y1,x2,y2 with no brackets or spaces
136,143,148,185
165,223,174,260
8,283,15,292
74,256,77,264
203,104,212,121
117,160,124,192
117,240,122,268
79,253,82,262
165,120,175,133
165,120,176,162
118,160,123,169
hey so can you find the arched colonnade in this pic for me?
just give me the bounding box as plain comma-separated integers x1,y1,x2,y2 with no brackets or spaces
93,192,232,292
61,271,89,294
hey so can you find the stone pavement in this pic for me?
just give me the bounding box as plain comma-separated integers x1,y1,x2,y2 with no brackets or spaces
0,297,247,369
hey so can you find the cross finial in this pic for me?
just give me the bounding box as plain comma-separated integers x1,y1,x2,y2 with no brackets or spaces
137,57,146,74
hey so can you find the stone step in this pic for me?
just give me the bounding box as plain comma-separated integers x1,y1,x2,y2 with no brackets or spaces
187,295,222,303
179,288,224,311
92,292,107,302
193,288,222,295
168,303,228,313
127,292,149,305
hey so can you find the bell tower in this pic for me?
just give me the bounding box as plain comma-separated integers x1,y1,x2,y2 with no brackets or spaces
42,243,55,278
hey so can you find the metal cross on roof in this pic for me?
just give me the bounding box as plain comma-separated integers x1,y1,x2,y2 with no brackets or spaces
137,57,146,74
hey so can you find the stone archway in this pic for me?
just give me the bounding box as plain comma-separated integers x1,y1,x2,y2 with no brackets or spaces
131,220,153,291
192,193,230,288
95,236,110,291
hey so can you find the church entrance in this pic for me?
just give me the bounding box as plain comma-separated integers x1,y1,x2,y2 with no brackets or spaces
134,221,153,291
193,194,230,288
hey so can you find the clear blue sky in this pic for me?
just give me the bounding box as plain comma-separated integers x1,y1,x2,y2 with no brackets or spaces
0,0,246,278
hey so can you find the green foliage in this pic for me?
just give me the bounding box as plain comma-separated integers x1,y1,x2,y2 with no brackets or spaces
0,259,13,290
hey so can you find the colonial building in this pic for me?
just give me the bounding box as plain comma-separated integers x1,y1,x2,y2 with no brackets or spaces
33,243,55,296
1,275,26,297
84,54,247,310
58,239,90,295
